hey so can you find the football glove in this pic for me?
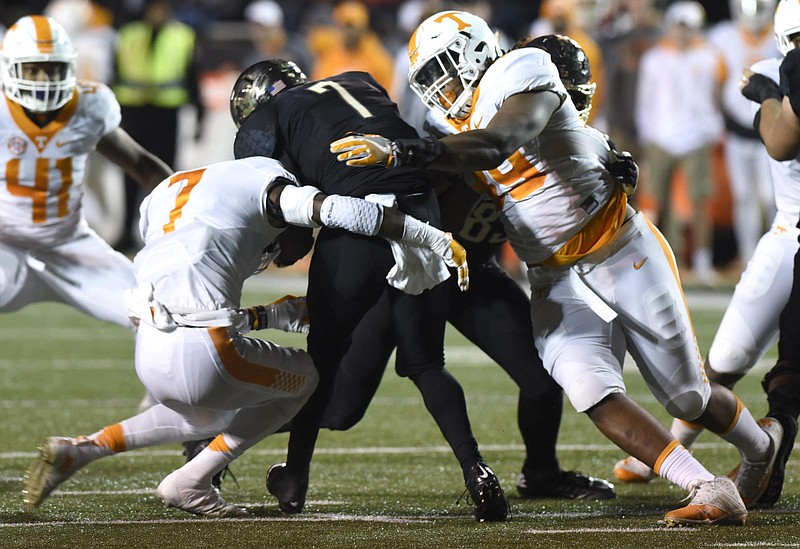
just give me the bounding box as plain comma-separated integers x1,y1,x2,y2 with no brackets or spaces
447,235,470,292
607,150,639,198
740,71,782,104
247,295,309,333
330,133,398,167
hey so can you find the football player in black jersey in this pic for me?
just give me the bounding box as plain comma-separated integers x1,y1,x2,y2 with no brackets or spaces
230,60,509,522
316,35,619,501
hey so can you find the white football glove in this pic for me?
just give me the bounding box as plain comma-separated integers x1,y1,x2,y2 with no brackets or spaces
247,295,309,334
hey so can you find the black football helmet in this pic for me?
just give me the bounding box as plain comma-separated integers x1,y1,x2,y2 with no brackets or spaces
519,34,596,122
230,59,307,128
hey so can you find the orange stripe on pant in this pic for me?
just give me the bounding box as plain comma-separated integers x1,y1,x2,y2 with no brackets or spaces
207,327,305,394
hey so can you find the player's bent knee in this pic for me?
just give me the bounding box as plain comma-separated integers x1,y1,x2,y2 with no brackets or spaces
664,389,707,421
708,339,755,377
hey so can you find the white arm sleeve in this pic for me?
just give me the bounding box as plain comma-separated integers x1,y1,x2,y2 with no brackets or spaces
278,185,322,228
318,195,384,236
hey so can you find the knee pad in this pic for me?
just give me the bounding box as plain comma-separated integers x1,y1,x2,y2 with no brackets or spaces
663,388,708,422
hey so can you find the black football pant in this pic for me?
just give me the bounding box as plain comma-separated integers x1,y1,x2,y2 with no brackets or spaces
284,193,483,478
765,241,800,420
322,256,565,479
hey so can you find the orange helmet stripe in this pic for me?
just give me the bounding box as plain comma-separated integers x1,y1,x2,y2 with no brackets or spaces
408,27,419,65
31,15,55,54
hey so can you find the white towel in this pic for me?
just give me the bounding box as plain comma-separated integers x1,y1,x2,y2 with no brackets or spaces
385,240,451,295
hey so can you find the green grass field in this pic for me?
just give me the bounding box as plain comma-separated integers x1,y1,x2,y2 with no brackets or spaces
1,274,798,548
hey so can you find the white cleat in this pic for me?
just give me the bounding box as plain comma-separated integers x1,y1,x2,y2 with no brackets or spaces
23,436,102,510
613,456,656,483
731,417,783,508
157,469,248,518
662,476,747,527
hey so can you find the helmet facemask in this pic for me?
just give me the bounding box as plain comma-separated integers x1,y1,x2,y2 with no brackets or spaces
567,83,597,123
410,32,480,120
2,60,76,112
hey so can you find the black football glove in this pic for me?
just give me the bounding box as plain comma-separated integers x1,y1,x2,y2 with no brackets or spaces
607,150,639,198
780,48,800,117
741,72,782,104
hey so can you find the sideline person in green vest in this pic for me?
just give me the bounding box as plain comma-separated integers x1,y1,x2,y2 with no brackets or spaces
113,0,205,254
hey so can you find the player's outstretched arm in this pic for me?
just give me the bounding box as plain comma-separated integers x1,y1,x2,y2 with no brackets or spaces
330,91,561,172
268,182,469,291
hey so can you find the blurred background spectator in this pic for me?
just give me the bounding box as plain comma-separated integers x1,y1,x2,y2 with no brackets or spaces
635,1,725,285
308,0,394,90
241,0,313,73
112,0,205,254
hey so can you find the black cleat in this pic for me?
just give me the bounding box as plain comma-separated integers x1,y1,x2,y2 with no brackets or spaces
754,412,798,508
462,462,510,522
267,462,308,514
183,438,232,490
517,467,617,500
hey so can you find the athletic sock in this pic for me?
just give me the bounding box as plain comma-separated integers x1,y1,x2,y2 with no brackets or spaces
718,403,771,462
655,441,714,491
670,418,704,449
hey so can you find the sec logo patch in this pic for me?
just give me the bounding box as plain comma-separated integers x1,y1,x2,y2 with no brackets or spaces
8,135,27,156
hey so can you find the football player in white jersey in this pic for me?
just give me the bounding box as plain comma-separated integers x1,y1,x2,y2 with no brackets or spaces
614,0,800,509
0,15,171,327
22,155,469,516
330,10,785,526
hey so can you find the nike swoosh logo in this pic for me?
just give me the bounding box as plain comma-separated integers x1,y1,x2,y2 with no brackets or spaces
633,257,648,270
55,139,79,147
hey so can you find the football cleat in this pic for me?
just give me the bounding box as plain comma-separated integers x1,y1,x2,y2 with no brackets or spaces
266,462,308,514
662,476,747,527
23,436,105,509
157,469,247,517
614,455,657,483
183,438,234,491
462,462,510,522
730,417,783,508
755,413,798,507
517,467,616,500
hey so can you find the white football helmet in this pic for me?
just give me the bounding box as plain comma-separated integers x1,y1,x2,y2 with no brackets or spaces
730,0,777,33
0,15,77,112
775,0,800,55
407,10,502,120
